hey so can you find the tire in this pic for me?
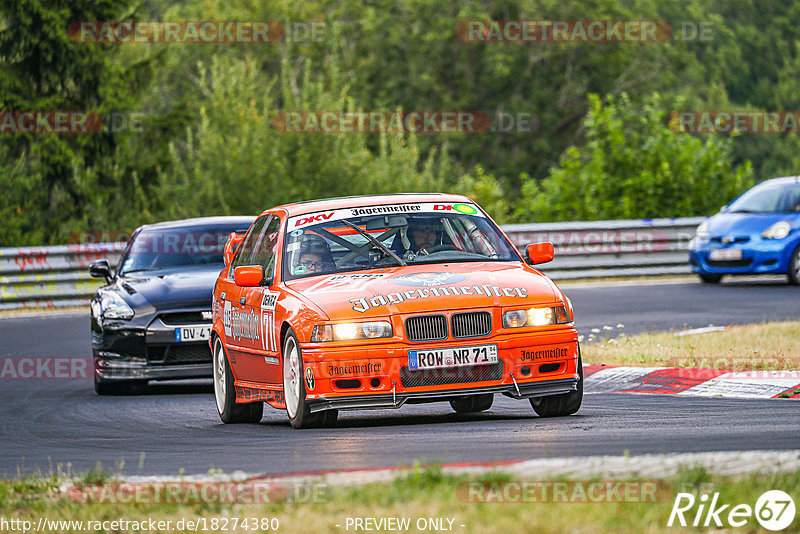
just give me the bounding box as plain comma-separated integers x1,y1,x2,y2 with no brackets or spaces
450,394,493,413
94,378,146,395
699,273,723,284
282,328,335,429
530,347,583,418
788,246,800,285
322,409,339,428
213,337,263,424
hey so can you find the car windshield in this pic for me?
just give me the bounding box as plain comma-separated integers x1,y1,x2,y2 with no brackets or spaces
727,183,800,213
119,225,242,275
283,202,520,280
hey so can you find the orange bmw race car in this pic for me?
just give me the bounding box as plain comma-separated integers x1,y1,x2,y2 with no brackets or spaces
210,193,581,428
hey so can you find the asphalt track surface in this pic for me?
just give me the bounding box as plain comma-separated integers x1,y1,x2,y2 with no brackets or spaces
1,279,799,477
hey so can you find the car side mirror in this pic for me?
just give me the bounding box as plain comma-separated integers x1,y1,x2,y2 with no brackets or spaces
223,232,246,266
234,265,264,287
526,242,555,265
89,259,112,283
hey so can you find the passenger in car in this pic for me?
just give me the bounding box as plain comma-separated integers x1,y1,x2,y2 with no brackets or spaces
296,238,335,274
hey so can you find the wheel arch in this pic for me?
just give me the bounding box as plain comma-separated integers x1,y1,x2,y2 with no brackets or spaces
280,321,293,350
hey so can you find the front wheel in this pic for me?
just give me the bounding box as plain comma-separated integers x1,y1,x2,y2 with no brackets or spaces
282,329,337,429
530,348,583,417
788,246,800,285
213,337,263,424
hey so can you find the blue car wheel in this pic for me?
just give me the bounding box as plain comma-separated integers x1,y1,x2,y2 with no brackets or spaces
790,245,800,285
699,272,723,284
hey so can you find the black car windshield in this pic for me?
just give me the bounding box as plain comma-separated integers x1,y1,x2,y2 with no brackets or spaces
727,183,800,213
119,225,241,275
283,202,520,280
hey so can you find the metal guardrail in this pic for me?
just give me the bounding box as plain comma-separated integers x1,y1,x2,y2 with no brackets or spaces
0,243,126,311
0,217,703,311
502,217,704,280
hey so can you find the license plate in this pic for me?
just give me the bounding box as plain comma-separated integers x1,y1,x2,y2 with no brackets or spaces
710,248,743,261
408,344,498,371
174,326,211,342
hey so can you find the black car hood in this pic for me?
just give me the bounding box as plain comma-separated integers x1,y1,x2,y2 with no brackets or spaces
117,266,223,311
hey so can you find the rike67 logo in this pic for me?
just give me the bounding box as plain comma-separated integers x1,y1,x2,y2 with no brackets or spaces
668,490,796,531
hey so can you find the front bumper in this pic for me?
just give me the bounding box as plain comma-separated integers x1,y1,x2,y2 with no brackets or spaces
299,327,579,409
92,311,213,382
688,237,796,275
306,377,578,413
95,359,211,381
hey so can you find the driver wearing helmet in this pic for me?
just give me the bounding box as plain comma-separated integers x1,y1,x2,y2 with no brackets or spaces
399,217,444,259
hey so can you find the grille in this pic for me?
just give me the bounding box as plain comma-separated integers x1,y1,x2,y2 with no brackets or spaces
711,236,750,244
707,259,752,268
159,312,209,325
451,311,492,338
400,361,503,387
405,315,448,342
164,344,212,364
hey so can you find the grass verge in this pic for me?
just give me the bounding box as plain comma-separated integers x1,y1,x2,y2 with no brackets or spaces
1,466,798,533
582,320,800,371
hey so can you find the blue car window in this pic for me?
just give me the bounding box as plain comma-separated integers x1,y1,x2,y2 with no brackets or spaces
728,184,800,213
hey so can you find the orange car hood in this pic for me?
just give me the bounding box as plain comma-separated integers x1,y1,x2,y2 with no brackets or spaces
283,262,559,320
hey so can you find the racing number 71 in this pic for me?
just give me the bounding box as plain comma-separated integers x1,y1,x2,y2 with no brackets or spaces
472,346,489,363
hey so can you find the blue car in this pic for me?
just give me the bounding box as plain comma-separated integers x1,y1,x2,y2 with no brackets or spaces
689,176,800,285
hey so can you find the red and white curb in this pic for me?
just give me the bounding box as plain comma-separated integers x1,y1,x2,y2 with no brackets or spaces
584,365,800,399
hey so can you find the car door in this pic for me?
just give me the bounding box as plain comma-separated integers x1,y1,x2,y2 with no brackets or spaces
229,215,283,385
219,215,269,368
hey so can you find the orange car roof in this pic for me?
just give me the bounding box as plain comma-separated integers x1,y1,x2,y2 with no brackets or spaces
260,193,474,218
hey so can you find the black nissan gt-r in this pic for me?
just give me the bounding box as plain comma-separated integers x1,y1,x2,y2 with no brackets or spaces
89,216,254,394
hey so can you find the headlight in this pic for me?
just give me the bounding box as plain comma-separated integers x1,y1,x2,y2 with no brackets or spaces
311,321,393,342
100,292,134,320
762,221,791,239
503,306,570,328
696,220,709,240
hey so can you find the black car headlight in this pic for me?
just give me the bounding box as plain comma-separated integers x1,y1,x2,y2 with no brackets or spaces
100,292,135,320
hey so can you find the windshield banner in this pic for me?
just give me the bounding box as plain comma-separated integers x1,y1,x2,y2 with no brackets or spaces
287,202,483,230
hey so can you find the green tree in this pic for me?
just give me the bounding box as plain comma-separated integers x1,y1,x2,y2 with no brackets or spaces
0,0,145,244
153,53,457,219
516,93,752,221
